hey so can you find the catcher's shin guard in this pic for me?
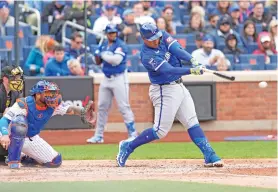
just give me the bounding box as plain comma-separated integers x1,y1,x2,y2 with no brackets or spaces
7,115,28,167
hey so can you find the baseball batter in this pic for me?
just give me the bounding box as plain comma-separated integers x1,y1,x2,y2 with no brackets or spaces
0,80,95,169
116,23,223,167
87,24,137,143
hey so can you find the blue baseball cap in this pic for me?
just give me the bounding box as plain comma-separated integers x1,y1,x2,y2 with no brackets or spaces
122,9,134,17
0,1,8,9
229,3,240,13
140,23,162,41
202,34,214,43
105,4,115,10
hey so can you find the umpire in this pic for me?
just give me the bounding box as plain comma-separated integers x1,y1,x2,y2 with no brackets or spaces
0,65,24,161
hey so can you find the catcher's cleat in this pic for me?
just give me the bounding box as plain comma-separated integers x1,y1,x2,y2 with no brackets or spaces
86,135,104,144
21,155,39,167
116,139,134,167
204,154,224,167
8,162,21,169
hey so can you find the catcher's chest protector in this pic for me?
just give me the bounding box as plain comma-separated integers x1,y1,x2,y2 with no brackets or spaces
18,96,54,137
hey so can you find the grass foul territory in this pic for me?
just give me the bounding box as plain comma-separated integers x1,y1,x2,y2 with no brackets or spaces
53,141,277,160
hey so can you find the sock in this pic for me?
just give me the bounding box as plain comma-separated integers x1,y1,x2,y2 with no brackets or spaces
188,124,215,157
125,121,136,135
129,128,159,150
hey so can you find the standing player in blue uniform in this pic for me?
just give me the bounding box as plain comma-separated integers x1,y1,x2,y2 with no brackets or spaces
0,80,95,169
116,23,223,167
86,24,138,144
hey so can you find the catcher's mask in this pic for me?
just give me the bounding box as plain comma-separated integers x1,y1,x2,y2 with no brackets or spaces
30,80,61,108
1,66,24,91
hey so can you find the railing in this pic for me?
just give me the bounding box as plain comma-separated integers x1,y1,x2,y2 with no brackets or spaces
61,21,106,48
18,4,41,36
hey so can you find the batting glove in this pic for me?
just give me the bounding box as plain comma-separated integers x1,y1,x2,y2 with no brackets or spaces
190,68,204,75
190,58,204,68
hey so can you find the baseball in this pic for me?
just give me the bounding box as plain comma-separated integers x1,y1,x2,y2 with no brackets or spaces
259,81,268,88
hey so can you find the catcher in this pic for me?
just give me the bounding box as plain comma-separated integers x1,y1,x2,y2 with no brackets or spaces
0,80,95,169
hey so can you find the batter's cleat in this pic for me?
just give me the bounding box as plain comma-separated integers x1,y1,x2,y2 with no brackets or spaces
8,162,21,169
86,135,104,144
116,139,134,167
204,154,224,167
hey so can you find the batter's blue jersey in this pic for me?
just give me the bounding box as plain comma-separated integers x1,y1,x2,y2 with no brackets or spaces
140,31,183,84
100,38,128,77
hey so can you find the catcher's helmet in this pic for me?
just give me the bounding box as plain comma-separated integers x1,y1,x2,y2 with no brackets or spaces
140,23,162,41
105,24,118,33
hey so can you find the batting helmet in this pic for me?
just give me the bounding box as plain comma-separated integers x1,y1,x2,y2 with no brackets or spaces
105,24,118,33
140,23,162,41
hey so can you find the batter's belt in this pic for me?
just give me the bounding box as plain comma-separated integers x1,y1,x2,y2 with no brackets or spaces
158,78,183,86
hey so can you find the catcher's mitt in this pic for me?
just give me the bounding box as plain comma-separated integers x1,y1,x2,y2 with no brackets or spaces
80,101,96,128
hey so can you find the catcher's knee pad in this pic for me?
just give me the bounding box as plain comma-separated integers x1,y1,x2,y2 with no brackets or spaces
187,116,199,129
44,153,62,168
8,115,28,163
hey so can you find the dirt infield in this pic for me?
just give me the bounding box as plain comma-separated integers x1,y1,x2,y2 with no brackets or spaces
0,159,276,189
40,130,277,145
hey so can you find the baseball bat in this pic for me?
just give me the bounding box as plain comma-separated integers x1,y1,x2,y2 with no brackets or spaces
203,68,235,81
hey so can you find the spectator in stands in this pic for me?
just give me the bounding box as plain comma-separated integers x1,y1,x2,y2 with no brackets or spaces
161,5,181,35
265,0,277,18
186,0,206,14
195,32,205,48
184,12,206,34
192,34,230,67
210,14,242,47
0,1,26,35
25,35,50,76
117,9,141,44
43,38,58,66
67,59,84,76
217,57,230,71
191,5,206,18
156,17,174,35
48,1,68,42
65,32,85,60
141,0,159,19
223,34,245,64
92,4,122,36
64,0,94,29
205,13,220,33
133,2,155,25
269,19,278,52
229,3,241,31
241,20,258,51
248,2,272,31
253,32,277,64
23,1,42,33
207,0,231,16
45,45,71,76
238,0,251,22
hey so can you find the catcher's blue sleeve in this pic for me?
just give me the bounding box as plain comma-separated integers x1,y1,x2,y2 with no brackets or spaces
0,117,11,135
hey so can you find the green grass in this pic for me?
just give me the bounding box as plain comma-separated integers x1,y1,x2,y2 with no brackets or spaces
0,181,276,192
53,141,277,160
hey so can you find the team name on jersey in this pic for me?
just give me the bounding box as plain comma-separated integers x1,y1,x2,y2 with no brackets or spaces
165,52,171,62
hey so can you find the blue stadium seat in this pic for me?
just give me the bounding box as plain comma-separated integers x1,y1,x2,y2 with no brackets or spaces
234,63,261,71
183,15,190,25
270,55,278,64
89,15,99,28
0,36,23,61
239,54,265,70
87,34,97,45
41,22,49,35
126,55,140,72
238,24,263,34
127,44,141,55
185,43,197,54
176,25,188,34
28,35,37,46
246,43,258,54
265,63,278,70
23,46,33,61
5,26,32,46
173,34,195,48
138,64,147,72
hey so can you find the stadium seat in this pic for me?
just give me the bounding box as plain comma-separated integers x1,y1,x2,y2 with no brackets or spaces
87,34,97,45
185,43,197,54
23,46,33,62
176,25,188,34
126,55,140,72
270,55,278,64
5,26,32,46
41,22,49,35
265,63,278,70
127,44,141,55
246,43,258,54
28,35,37,46
182,15,190,25
0,36,23,61
239,54,265,70
89,15,99,29
233,63,260,71
173,34,195,48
